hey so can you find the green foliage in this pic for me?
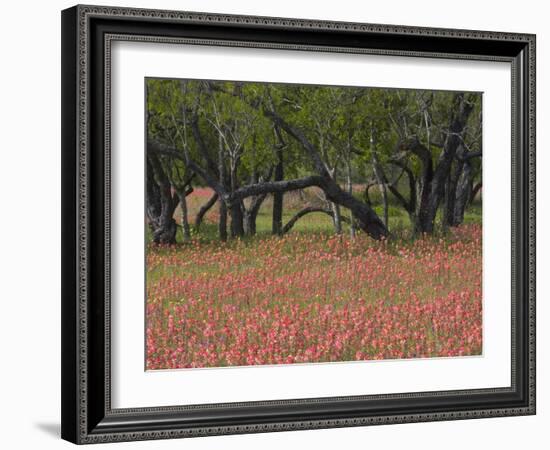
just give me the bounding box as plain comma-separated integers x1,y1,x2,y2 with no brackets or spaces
146,78,482,239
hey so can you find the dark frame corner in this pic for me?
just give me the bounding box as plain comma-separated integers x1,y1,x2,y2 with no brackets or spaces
62,4,535,444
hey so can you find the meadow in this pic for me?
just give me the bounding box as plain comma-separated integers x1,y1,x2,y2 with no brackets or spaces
146,188,482,370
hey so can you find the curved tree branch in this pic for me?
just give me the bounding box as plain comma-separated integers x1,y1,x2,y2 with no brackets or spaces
389,158,417,213
282,206,350,234
194,192,219,229
231,176,325,200
262,108,331,178
457,150,482,161
161,85,389,239
470,181,482,203
260,106,387,239
148,138,227,198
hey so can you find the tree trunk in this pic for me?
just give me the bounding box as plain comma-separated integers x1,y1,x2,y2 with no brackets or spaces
194,192,218,230
146,154,178,244
261,106,388,239
406,138,434,234
218,199,228,241
244,194,268,236
323,181,387,238
218,133,228,241
445,167,461,227
416,107,434,233
346,161,356,238
386,158,418,235
177,190,191,242
370,129,389,230
420,93,475,233
244,211,256,236
272,140,284,235
364,181,374,206
470,181,482,204
228,174,387,240
149,135,388,239
379,182,389,229
331,202,342,234
229,203,245,238
146,158,162,235
153,212,177,244
401,93,475,234
453,161,473,225
444,145,467,227
372,160,389,230
327,166,342,235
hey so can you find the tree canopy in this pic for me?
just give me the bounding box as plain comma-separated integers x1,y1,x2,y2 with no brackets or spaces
146,78,482,244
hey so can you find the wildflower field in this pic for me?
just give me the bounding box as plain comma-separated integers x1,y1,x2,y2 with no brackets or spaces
146,190,482,370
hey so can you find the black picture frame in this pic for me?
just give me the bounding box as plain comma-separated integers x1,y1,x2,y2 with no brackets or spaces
61,4,536,444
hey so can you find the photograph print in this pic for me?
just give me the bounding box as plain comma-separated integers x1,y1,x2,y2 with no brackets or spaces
145,78,482,370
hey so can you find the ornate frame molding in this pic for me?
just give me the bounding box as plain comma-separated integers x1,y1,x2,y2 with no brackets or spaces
61,4,536,444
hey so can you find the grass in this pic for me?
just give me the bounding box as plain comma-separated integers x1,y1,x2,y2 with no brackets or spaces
146,224,482,369
158,186,482,244
145,187,483,370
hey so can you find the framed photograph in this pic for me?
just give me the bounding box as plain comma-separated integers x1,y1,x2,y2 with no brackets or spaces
61,4,536,444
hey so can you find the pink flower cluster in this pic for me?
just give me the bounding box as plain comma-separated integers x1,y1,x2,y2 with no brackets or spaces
146,224,482,369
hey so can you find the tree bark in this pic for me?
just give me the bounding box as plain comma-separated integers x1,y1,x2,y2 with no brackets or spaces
453,161,474,225
231,175,324,199
194,192,218,230
218,199,228,242
229,203,245,238
370,128,388,229
444,145,465,227
146,152,178,244
345,160,356,238
331,202,343,234
173,181,194,242
470,181,482,203
261,107,388,239
364,182,375,206
218,133,228,241
178,190,191,241
149,107,389,240
228,174,387,239
272,129,285,235
244,193,268,235
420,93,475,232
372,159,389,230
395,93,475,234
151,137,388,239
282,206,350,234
400,137,434,233
146,158,162,234
388,159,416,215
